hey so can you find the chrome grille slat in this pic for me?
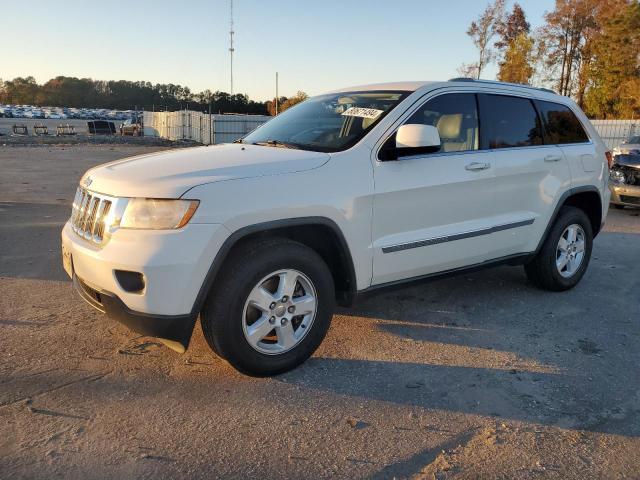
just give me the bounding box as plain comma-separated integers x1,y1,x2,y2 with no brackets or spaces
94,201,111,241
80,193,92,232
69,186,117,246
84,197,100,240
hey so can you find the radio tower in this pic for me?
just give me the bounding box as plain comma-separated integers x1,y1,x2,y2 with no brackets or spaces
229,0,235,95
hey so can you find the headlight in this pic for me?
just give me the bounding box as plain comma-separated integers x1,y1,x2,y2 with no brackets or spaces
610,169,626,184
120,199,199,229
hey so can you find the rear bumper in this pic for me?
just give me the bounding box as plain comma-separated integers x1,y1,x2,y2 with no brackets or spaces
610,183,640,206
73,272,196,352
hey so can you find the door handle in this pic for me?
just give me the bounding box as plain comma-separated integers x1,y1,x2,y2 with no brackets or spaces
465,162,491,171
544,155,562,162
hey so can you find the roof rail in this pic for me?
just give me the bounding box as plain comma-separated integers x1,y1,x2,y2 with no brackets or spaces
448,78,556,95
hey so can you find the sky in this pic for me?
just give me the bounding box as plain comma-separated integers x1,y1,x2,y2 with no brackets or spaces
2,0,556,101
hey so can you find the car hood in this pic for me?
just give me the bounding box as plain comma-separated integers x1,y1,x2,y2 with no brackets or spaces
613,153,640,168
81,144,330,198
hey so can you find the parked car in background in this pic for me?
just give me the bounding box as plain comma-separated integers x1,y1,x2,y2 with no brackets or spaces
62,79,610,376
613,135,640,156
610,153,640,209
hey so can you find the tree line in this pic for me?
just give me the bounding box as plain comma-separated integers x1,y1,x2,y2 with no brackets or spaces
0,76,308,115
461,0,639,118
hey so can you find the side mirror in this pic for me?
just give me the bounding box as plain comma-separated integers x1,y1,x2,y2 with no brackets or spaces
396,124,441,156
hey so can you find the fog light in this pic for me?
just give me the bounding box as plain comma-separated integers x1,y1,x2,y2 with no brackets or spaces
114,270,145,293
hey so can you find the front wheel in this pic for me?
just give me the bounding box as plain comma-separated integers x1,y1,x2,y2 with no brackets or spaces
201,238,335,376
524,206,593,291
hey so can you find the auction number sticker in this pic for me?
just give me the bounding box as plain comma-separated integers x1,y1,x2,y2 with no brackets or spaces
341,107,384,119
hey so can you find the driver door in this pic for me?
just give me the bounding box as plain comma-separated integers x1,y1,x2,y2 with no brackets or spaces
371,92,496,285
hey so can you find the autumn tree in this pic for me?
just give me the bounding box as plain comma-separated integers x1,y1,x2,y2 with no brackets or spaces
495,3,535,84
266,91,308,116
459,0,506,78
538,0,599,97
497,32,536,84
584,0,640,118
495,3,530,49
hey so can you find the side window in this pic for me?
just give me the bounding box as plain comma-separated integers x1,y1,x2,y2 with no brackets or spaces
536,100,589,144
406,93,479,153
479,94,543,149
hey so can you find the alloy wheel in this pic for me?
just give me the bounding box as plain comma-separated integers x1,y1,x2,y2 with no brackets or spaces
242,269,317,355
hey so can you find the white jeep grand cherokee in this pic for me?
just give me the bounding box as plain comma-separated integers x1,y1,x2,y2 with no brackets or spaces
61,79,610,376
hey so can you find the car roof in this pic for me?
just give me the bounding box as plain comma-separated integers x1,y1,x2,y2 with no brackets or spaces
327,81,436,93
327,79,562,100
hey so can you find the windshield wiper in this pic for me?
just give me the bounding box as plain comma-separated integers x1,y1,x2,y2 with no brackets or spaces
251,139,298,149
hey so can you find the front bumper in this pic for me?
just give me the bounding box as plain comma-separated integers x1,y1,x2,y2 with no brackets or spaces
610,183,640,207
73,271,196,352
61,219,230,351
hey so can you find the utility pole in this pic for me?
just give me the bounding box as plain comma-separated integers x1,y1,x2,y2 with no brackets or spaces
229,0,235,96
275,72,279,115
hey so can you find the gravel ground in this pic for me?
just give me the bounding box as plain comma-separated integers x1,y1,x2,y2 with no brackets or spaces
1,146,639,479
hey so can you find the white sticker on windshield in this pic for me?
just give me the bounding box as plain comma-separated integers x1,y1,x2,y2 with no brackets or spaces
341,107,384,119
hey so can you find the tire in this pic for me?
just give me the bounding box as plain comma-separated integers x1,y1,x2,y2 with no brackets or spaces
613,204,625,210
201,238,335,376
524,206,593,292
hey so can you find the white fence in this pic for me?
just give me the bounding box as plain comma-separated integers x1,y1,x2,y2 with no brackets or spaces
143,111,637,151
590,120,639,150
143,110,270,145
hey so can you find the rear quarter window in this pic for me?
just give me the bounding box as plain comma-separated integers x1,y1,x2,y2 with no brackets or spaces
535,100,589,144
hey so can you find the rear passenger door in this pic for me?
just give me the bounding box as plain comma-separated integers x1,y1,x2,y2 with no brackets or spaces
478,93,572,258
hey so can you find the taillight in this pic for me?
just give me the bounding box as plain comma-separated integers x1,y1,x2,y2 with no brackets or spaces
605,151,613,169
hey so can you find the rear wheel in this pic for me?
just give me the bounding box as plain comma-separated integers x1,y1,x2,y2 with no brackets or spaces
201,238,335,376
524,206,593,291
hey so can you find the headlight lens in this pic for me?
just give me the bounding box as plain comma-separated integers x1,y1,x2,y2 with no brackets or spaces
610,169,626,184
120,199,199,229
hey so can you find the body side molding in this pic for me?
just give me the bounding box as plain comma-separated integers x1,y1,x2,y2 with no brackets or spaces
381,218,535,254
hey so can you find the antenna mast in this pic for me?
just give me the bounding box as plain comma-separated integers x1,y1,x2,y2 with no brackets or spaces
229,0,235,95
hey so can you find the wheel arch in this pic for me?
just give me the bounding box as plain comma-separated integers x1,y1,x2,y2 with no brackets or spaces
191,217,358,315
535,186,603,255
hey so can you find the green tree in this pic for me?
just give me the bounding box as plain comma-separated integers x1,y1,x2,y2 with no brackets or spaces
0,76,270,115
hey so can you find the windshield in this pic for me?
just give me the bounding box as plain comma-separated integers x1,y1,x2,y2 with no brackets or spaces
243,90,409,152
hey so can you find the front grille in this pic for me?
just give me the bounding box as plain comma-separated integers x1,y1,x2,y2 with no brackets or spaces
70,187,113,244
620,195,640,205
